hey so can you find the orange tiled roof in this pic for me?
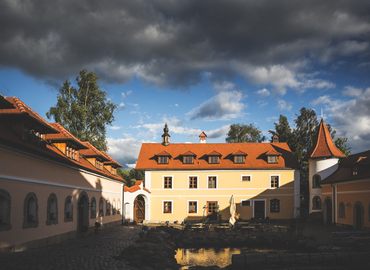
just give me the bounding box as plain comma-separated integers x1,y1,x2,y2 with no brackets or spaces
181,151,197,156
136,142,298,170
232,150,247,156
44,123,87,149
265,149,282,156
310,119,345,159
0,96,58,134
124,180,150,193
80,141,110,161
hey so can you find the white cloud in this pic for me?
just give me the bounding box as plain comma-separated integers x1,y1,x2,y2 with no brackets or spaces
277,99,292,111
311,88,370,153
121,90,133,98
119,102,125,108
213,81,236,92
342,86,363,97
109,125,122,131
187,90,245,120
107,135,145,165
257,88,270,97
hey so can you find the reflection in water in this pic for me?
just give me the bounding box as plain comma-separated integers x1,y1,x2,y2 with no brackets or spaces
175,248,241,269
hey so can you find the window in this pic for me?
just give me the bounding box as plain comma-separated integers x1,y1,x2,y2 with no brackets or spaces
353,166,358,176
189,176,198,189
64,196,73,222
270,176,279,188
267,155,278,164
208,176,217,189
208,156,220,164
0,189,11,231
312,196,322,210
163,201,172,213
23,192,38,228
339,202,345,218
312,174,321,188
234,155,245,164
158,156,169,164
106,200,111,216
91,197,97,218
117,199,121,214
242,175,251,182
270,199,280,213
112,199,116,215
96,159,104,170
241,200,251,207
164,176,173,189
207,201,218,214
66,146,78,161
99,197,104,217
188,201,197,214
183,156,194,164
46,193,58,225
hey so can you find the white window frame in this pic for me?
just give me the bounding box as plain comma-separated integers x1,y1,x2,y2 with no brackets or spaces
241,199,251,207
241,175,252,182
187,200,198,214
162,200,173,214
163,175,174,189
270,174,280,189
207,175,218,189
188,175,198,189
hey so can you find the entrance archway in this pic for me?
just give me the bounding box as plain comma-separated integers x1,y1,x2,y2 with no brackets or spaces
134,195,145,223
78,192,89,232
323,198,332,225
353,202,364,229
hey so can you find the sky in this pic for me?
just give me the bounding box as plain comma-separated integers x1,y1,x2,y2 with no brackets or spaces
1,0,370,166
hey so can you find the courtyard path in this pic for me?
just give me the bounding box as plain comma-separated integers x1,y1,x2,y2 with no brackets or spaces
0,225,140,270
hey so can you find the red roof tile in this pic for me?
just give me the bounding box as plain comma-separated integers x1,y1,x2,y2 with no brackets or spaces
310,119,345,159
136,142,298,170
80,141,110,161
181,151,197,156
232,150,247,156
44,123,87,149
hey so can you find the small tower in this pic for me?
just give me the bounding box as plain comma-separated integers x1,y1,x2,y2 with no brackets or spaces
272,134,279,143
199,131,207,143
308,119,345,220
162,123,170,146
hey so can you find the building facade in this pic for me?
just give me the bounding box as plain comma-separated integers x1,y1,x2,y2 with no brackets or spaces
133,126,300,223
0,96,124,250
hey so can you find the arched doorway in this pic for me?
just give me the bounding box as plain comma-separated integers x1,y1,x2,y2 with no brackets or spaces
78,192,89,232
323,198,332,225
353,202,364,229
134,195,145,223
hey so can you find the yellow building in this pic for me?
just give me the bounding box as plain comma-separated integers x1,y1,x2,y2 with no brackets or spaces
321,150,370,229
135,125,300,223
0,95,124,250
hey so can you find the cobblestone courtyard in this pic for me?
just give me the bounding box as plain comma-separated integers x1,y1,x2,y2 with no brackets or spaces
0,226,140,270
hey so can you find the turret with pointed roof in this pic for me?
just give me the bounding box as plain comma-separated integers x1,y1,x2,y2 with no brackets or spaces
310,119,345,159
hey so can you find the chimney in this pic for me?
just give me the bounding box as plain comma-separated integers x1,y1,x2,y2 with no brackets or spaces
272,134,279,143
199,131,207,143
162,123,170,146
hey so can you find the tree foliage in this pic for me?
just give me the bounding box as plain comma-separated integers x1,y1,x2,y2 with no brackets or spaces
118,168,145,187
226,123,265,143
47,70,116,151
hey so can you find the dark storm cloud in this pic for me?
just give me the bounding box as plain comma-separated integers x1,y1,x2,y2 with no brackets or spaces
1,0,370,87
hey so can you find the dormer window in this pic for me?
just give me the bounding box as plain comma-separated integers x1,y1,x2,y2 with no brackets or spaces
234,155,245,164
158,156,169,164
267,155,278,164
66,146,79,161
208,156,220,164
96,159,104,170
183,156,194,164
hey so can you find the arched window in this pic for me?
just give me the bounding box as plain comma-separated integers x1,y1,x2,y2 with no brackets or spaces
90,197,96,219
312,174,321,188
64,196,73,222
46,193,58,225
99,197,104,217
270,199,280,213
112,199,116,215
339,202,345,218
117,199,121,215
23,192,38,228
0,189,11,231
106,200,111,216
312,196,322,210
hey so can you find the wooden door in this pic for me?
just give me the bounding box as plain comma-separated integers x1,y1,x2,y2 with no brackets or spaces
134,196,145,223
254,200,265,219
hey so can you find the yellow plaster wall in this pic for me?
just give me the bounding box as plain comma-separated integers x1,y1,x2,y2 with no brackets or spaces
148,170,296,222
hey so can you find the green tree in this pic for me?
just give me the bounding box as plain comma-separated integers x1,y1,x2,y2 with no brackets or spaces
271,115,293,144
226,123,266,143
118,168,144,187
47,70,116,151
